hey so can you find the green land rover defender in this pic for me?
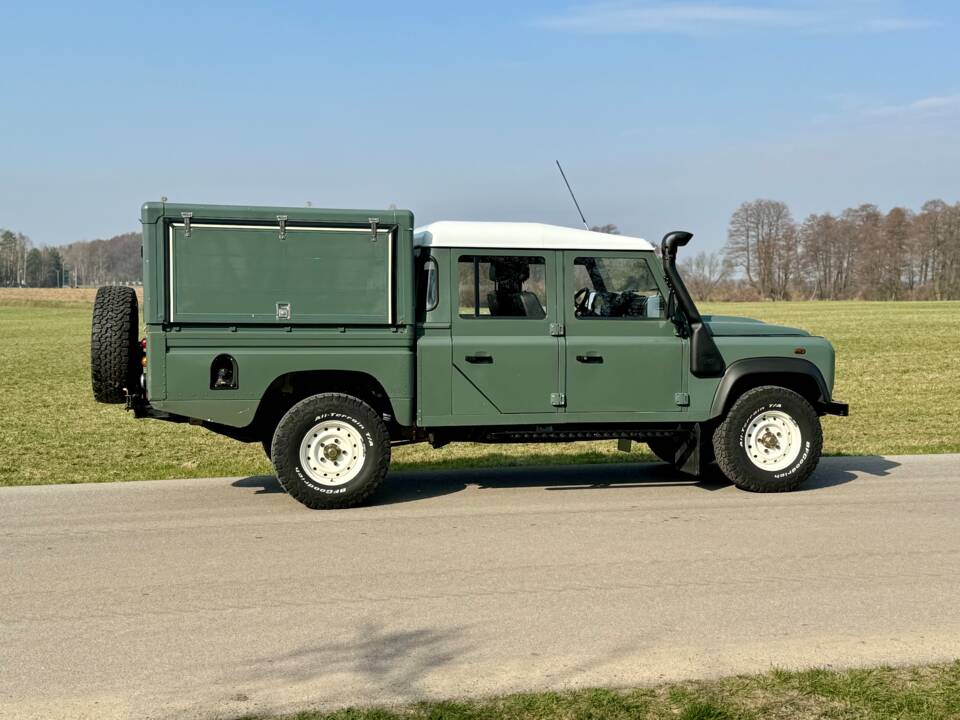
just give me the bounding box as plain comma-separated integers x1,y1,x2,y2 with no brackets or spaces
91,203,848,509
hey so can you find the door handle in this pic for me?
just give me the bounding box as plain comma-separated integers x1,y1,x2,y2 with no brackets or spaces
465,353,493,364
576,354,604,364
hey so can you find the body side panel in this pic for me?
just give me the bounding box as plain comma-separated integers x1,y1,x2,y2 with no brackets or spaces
685,336,837,420
149,331,415,427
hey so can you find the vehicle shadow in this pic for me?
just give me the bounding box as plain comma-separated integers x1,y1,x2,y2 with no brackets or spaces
799,454,901,491
233,455,901,506
231,462,722,504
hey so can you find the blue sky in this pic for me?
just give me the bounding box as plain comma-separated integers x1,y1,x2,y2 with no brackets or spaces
1,1,958,250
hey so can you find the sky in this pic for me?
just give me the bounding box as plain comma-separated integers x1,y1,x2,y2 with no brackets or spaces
1,0,958,251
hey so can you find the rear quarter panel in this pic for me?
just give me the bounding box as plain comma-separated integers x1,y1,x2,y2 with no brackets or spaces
147,328,415,427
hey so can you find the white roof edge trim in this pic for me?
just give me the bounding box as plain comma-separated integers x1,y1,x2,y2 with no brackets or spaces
413,221,654,252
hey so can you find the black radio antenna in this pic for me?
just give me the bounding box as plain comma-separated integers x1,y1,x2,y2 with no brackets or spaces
556,160,590,230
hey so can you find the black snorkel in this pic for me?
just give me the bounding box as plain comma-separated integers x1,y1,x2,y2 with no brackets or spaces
661,231,726,378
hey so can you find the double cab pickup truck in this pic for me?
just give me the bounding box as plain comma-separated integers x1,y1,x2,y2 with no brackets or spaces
91,203,848,509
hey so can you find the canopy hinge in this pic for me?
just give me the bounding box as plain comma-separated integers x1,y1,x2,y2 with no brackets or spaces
181,212,193,237
369,217,380,242
277,215,287,240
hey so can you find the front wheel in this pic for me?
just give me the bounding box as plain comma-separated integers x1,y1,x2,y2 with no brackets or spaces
713,386,822,492
271,393,391,509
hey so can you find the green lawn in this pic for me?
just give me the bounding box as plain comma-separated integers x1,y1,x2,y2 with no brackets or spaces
246,663,960,720
2,292,958,486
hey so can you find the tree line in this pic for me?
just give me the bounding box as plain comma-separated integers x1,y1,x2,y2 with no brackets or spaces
681,198,960,301
4,198,960,299
0,230,142,287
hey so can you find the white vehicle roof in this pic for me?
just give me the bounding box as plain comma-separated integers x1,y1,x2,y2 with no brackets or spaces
413,221,654,252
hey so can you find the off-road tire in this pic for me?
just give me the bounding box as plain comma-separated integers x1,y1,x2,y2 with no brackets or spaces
713,386,822,492
91,286,140,404
271,393,390,509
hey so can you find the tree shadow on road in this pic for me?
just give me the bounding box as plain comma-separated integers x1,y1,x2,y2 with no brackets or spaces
230,621,472,704
233,454,902,506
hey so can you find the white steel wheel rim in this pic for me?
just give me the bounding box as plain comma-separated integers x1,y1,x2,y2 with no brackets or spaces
299,420,366,486
743,410,802,472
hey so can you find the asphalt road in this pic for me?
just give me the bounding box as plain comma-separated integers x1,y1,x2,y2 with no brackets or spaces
2,454,959,720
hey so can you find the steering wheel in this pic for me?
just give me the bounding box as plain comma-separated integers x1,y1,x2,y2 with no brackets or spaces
573,287,592,317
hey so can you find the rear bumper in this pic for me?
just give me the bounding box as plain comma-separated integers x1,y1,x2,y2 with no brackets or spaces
820,400,849,417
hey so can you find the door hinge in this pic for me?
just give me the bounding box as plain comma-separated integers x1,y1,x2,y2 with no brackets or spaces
551,392,566,407
675,392,690,407
550,322,565,337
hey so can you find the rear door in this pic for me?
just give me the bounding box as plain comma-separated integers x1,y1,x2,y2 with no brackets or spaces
450,251,560,415
561,251,683,414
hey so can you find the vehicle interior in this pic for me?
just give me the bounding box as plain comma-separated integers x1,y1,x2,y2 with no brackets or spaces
486,259,546,319
573,256,664,319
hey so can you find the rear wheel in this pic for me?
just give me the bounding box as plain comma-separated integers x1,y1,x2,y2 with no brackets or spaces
713,386,822,492
91,286,140,404
271,393,390,509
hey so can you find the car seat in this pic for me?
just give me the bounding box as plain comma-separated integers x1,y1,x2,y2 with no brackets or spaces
487,261,545,318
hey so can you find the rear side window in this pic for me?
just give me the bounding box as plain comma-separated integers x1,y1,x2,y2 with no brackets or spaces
458,255,547,319
420,257,439,312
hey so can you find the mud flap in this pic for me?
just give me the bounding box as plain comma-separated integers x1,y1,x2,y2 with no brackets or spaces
675,424,701,476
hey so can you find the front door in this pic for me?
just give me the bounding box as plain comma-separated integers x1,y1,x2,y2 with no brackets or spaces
450,251,560,416
561,251,683,415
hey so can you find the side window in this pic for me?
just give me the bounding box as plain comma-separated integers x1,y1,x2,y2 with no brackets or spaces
423,258,439,312
572,256,665,319
415,255,439,316
458,255,547,319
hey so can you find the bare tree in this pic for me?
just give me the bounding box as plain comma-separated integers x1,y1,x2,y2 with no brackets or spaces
679,251,732,301
799,212,858,299
726,199,797,299
0,230,31,287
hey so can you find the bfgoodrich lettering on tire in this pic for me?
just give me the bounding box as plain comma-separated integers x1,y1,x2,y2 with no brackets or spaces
713,386,822,492
271,393,390,509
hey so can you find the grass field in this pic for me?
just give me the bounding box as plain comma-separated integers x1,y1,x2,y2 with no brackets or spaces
246,662,960,720
1,289,959,486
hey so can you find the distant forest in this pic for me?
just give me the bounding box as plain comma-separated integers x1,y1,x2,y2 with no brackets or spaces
0,231,141,288
678,198,960,301
2,197,959,299
616,198,960,301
